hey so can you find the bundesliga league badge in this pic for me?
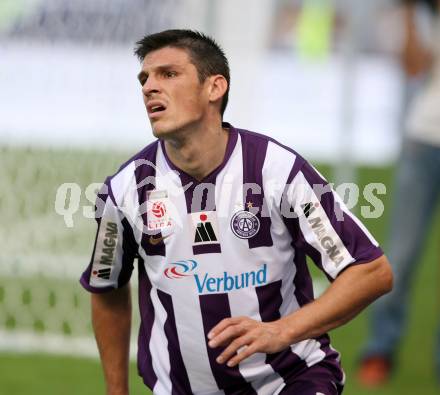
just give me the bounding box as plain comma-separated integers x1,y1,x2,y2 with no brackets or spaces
231,210,260,239
146,190,172,231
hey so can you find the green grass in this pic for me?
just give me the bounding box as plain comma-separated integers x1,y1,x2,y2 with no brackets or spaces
0,353,150,395
0,147,439,394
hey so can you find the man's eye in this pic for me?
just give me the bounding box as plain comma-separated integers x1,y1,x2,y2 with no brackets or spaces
165,71,177,78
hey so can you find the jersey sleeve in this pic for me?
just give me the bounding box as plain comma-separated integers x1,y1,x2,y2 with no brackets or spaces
80,178,138,293
283,161,383,280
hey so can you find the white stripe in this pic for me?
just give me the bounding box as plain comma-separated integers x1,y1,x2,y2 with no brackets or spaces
263,141,297,210
110,161,137,207
291,338,326,367
111,161,145,246
228,290,280,382
216,134,244,219
150,287,173,395
172,290,219,392
277,254,299,318
287,172,354,278
89,199,123,288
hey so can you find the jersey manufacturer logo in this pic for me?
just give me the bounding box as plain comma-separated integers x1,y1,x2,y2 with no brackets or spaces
230,210,260,239
164,260,198,279
92,268,111,280
148,234,171,245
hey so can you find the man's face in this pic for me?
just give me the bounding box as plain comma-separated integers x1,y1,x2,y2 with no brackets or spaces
138,46,209,138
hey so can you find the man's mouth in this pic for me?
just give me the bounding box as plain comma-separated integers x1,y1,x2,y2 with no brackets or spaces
150,105,166,113
147,101,167,117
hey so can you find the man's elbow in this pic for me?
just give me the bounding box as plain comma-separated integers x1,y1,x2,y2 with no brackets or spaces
375,255,393,296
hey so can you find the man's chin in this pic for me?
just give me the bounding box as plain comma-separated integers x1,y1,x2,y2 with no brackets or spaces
151,123,169,138
151,122,180,139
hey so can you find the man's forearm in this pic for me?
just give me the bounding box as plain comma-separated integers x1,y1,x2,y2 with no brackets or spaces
92,285,132,395
280,255,393,344
207,255,393,368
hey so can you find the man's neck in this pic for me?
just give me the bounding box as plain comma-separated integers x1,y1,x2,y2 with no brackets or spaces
163,122,229,181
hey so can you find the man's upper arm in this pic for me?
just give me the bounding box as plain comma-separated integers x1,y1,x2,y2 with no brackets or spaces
80,178,137,294
284,161,384,280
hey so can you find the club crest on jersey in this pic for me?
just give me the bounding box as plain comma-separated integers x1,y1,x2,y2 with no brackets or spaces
147,190,172,230
230,210,260,239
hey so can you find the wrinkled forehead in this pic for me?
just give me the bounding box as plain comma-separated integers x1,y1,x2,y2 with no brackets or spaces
141,46,193,71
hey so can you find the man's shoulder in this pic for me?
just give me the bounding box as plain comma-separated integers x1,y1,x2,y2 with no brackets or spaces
104,140,159,192
235,126,307,171
116,140,160,174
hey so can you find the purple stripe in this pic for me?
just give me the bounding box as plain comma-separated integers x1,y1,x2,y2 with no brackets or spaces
285,157,306,185
234,127,304,160
282,212,333,282
316,335,345,384
142,231,166,257
193,244,222,255
239,131,273,249
300,161,383,263
278,359,344,394
255,281,306,381
157,289,193,395
117,217,138,287
279,195,318,304
199,293,257,394
292,249,315,306
183,182,217,215
137,261,157,389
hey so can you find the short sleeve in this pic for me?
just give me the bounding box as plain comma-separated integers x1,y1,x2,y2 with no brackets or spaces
283,161,383,279
80,178,138,293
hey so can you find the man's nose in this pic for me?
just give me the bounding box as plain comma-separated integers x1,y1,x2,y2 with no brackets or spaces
142,75,160,97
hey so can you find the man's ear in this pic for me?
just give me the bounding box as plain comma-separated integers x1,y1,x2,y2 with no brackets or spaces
208,75,228,104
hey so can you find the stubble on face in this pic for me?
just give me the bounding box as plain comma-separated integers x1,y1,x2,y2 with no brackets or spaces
140,47,208,140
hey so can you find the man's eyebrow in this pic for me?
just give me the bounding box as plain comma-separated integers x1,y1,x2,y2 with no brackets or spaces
137,64,183,81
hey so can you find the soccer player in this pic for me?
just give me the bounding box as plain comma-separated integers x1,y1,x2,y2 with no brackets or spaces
80,29,393,395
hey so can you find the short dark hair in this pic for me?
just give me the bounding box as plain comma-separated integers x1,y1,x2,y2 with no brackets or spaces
134,29,230,117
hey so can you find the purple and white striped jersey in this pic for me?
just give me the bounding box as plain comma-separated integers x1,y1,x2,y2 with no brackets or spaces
81,123,383,395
